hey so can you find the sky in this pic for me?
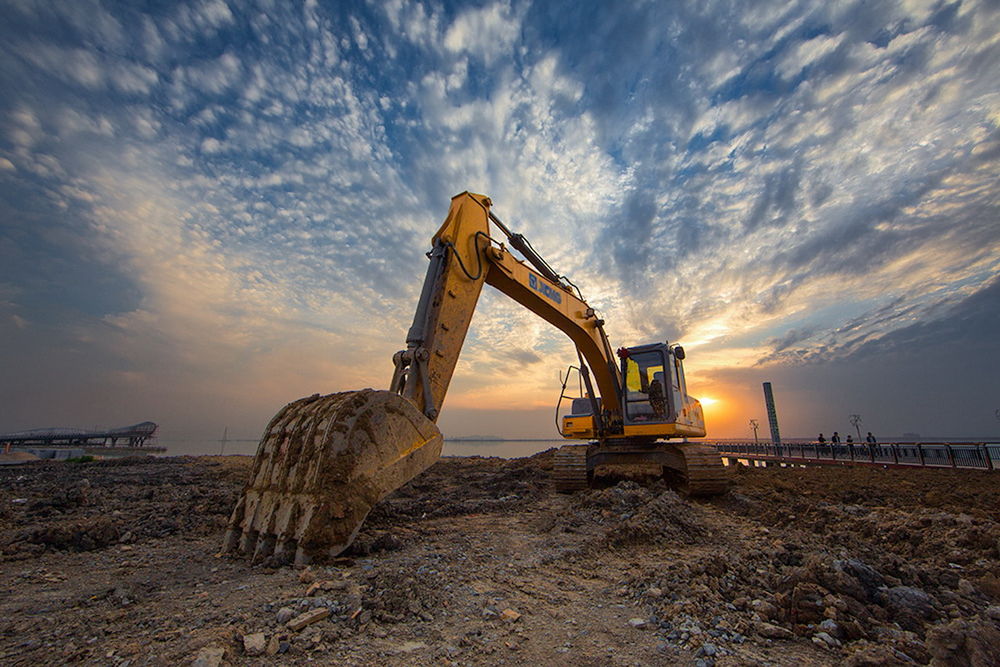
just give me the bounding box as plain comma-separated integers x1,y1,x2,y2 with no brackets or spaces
1,0,998,448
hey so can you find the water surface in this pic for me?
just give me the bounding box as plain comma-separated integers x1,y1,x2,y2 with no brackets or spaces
157,438,567,459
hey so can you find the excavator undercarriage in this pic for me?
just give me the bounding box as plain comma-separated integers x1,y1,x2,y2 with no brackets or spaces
223,192,727,564
553,442,730,496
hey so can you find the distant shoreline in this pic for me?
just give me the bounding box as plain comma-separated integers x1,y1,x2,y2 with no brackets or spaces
445,436,1000,443
445,438,556,442
155,434,1000,444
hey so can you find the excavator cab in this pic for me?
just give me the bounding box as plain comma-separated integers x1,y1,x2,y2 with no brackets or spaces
559,342,705,440
619,343,704,436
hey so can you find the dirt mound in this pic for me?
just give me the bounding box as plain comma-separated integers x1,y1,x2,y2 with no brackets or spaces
546,481,710,549
362,566,444,623
366,452,553,524
2,453,999,666
735,465,1000,520
925,612,1000,666
577,479,659,512
601,487,707,547
0,457,240,560
771,555,942,638
17,516,121,552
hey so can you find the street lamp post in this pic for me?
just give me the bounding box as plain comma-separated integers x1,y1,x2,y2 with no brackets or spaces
850,414,863,442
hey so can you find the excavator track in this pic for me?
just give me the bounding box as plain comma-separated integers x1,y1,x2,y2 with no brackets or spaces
666,443,730,496
553,444,590,492
560,441,729,496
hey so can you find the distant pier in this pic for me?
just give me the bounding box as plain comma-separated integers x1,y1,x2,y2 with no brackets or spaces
0,422,164,456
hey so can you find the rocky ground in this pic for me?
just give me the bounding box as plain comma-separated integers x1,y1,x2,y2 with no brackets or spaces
1,452,999,666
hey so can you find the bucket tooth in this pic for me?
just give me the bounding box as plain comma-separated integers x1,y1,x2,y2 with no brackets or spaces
253,533,277,562
272,538,297,564
239,528,259,555
223,389,443,563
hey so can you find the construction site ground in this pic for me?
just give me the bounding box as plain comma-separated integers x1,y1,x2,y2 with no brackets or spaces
1,452,999,666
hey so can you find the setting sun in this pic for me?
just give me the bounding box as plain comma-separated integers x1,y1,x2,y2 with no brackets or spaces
699,397,719,406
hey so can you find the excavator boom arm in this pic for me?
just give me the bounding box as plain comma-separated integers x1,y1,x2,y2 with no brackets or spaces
391,192,621,425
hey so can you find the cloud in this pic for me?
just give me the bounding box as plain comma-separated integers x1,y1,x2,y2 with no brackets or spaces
0,0,996,441
443,1,521,64
162,0,235,40
704,275,1000,438
776,32,846,80
380,0,442,49
18,44,159,95
578,1,999,375
179,51,242,95
200,137,223,153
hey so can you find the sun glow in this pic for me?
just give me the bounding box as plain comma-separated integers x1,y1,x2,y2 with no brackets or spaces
698,396,719,406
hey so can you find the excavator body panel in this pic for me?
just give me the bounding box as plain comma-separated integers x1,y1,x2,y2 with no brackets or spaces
554,342,717,493
561,414,596,438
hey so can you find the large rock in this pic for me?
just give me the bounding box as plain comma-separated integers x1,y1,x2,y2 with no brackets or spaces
756,622,794,639
275,607,295,624
884,586,937,631
287,607,330,631
243,633,266,656
750,599,779,621
191,645,226,667
819,618,842,638
822,559,886,603
843,643,906,666
786,582,827,625
926,617,1000,667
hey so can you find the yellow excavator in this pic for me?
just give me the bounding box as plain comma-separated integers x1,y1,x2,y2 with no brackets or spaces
223,192,727,565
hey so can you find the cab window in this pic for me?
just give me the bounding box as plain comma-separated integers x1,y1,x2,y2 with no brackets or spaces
623,351,670,422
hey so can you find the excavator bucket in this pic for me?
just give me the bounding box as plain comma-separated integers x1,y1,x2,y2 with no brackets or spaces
222,389,442,565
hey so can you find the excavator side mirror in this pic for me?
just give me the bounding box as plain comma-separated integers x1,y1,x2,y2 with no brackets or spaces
673,346,685,360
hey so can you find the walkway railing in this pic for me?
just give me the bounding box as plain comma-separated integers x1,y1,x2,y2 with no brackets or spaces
709,441,1000,471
